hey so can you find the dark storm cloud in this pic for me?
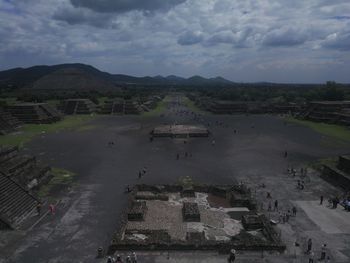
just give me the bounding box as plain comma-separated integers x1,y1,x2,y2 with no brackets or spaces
177,31,204,46
53,7,112,27
70,0,187,14
262,28,308,47
1,0,350,83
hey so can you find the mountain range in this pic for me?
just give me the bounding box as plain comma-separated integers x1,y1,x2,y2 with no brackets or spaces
0,63,235,90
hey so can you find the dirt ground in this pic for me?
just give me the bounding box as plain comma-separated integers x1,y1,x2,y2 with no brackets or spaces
0,94,349,263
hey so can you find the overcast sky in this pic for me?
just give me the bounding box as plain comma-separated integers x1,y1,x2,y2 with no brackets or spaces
0,0,350,83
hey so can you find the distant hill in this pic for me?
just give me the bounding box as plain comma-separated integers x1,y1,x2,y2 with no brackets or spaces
0,63,235,90
32,68,115,90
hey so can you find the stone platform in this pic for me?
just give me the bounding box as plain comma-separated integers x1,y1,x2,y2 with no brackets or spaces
151,125,209,138
110,184,285,253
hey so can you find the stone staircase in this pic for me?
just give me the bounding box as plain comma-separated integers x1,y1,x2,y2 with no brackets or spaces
0,172,38,229
5,103,62,124
0,109,22,135
0,147,51,190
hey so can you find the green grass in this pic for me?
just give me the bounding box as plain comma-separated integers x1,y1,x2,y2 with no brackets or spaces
97,97,108,105
142,98,167,117
0,115,98,147
182,97,208,114
38,167,76,198
178,176,194,187
307,157,338,171
46,99,60,106
286,117,350,143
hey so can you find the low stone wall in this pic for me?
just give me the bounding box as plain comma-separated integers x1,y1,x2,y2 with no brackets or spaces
338,155,350,174
321,165,350,190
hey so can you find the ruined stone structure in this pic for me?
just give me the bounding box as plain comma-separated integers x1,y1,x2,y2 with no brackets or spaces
127,201,147,221
99,99,143,115
152,124,209,138
0,172,39,229
140,96,162,112
302,101,350,125
0,147,49,230
190,96,301,115
5,103,62,124
322,155,350,190
0,146,51,190
110,184,285,253
209,101,248,114
0,108,22,134
59,99,97,115
242,214,264,230
337,108,350,126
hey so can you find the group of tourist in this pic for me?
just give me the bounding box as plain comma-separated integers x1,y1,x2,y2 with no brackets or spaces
106,252,137,263
321,193,350,211
306,240,331,263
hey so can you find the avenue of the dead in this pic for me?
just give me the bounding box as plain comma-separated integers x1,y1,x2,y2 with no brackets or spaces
0,95,349,263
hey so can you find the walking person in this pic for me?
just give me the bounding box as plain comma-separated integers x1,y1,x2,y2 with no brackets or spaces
228,249,236,262
268,201,272,211
292,206,297,216
308,251,315,263
115,255,122,262
307,238,312,254
274,200,278,211
320,195,324,205
36,202,42,216
319,244,327,261
49,203,55,215
131,252,137,263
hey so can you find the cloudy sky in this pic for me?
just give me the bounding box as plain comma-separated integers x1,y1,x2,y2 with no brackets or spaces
0,0,350,83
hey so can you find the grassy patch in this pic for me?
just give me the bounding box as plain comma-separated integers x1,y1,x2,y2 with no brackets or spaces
286,117,350,143
97,96,108,105
307,157,338,171
183,97,207,114
38,167,76,198
142,98,167,117
46,99,60,106
0,115,98,147
178,176,194,188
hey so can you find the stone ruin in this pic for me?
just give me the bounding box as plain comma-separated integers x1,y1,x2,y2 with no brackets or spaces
301,101,350,126
99,99,143,115
187,96,300,115
0,108,22,135
58,99,97,115
109,184,285,253
128,201,147,221
322,155,350,190
5,103,62,124
0,146,51,229
0,146,51,190
151,124,209,138
182,202,200,222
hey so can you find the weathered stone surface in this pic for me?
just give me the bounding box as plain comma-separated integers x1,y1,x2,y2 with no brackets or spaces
182,202,200,222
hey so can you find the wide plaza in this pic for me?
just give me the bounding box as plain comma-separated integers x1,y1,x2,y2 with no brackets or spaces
0,95,349,263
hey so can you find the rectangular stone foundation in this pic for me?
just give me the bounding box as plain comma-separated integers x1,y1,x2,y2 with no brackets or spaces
110,184,286,253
